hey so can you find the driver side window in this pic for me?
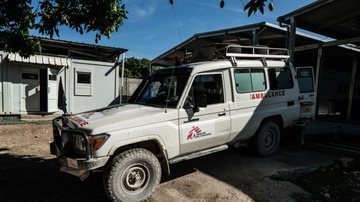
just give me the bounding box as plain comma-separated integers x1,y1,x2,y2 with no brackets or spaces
185,74,224,108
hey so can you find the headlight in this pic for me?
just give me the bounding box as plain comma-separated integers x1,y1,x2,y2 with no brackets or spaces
73,133,109,153
74,134,86,152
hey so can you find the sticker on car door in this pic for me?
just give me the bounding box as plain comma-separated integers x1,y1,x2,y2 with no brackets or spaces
181,120,215,143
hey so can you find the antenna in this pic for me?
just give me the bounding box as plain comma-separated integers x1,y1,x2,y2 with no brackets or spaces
170,0,183,42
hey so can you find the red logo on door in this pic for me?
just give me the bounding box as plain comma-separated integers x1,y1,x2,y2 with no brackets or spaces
187,126,202,140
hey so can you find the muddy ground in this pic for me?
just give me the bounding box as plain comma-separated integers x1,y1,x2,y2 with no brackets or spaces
0,123,350,202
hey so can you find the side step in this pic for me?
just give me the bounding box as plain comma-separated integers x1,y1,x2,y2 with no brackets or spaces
169,145,228,164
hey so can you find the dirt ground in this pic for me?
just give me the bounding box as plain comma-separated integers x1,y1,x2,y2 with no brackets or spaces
0,123,342,202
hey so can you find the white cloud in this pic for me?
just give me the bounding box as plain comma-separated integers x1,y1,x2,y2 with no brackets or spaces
124,0,158,22
181,0,244,13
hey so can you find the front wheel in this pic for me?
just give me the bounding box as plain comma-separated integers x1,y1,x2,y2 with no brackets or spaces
253,121,281,157
103,148,162,202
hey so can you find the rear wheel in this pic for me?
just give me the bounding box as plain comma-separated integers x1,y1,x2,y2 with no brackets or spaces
103,148,161,202
254,121,281,157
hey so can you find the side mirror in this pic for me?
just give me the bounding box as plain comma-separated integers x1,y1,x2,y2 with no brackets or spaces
194,94,207,111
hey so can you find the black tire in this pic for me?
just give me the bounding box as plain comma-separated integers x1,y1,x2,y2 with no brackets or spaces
103,148,162,202
254,121,281,157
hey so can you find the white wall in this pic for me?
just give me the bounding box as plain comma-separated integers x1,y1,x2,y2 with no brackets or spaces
70,59,117,113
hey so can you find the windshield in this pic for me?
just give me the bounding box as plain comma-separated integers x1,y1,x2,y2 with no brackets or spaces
134,68,191,108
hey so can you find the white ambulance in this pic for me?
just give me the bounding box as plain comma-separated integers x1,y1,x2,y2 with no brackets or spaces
50,45,316,202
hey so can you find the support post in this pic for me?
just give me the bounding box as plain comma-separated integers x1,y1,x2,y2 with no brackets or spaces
252,29,257,45
314,47,323,119
120,52,126,104
289,17,296,64
115,55,120,103
0,55,3,113
347,57,358,120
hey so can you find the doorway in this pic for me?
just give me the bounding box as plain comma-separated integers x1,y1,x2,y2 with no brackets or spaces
40,68,48,112
20,70,40,112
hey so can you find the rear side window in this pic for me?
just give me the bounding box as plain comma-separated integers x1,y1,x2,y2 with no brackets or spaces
234,69,266,93
268,68,294,90
297,68,314,93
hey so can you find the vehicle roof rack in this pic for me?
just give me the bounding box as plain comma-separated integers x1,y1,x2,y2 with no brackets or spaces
225,45,290,59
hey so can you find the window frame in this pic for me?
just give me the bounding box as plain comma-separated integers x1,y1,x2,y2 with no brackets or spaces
76,72,91,84
296,68,315,93
268,67,294,90
233,68,267,94
181,72,225,108
74,68,93,96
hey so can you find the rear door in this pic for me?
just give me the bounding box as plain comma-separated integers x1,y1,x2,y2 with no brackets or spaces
296,66,316,119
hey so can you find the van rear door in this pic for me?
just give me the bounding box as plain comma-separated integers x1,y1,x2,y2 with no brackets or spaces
296,66,316,120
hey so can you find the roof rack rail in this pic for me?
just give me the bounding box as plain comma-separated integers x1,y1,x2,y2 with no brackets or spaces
225,45,290,59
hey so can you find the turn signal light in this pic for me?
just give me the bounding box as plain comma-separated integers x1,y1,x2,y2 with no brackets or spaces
89,134,109,151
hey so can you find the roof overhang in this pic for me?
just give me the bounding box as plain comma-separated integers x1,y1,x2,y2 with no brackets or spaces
8,53,70,66
0,34,127,62
278,0,360,44
151,21,360,67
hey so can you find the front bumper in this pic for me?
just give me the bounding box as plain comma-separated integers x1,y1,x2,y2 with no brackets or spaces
50,116,110,177
50,142,110,177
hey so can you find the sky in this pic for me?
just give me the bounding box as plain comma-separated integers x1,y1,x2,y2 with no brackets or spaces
31,0,315,60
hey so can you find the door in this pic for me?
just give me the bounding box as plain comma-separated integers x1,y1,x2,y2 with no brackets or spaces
21,70,40,112
296,66,316,119
47,68,59,112
179,73,230,154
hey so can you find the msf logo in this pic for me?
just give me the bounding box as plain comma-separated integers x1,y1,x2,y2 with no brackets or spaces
187,126,202,140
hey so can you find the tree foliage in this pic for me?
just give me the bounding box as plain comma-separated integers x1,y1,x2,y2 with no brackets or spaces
242,0,275,16
218,0,275,16
0,0,127,57
124,57,150,79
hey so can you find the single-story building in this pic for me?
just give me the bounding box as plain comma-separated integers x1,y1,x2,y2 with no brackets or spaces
0,38,127,115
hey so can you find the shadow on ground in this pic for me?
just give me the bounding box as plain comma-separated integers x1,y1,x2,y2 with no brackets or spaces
0,147,337,202
0,152,107,202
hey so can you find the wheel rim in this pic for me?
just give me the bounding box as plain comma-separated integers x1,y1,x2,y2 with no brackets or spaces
120,163,150,195
264,128,276,149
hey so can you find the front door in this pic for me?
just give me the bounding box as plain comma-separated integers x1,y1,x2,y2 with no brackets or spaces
296,66,316,119
179,73,230,154
21,70,40,112
47,68,59,113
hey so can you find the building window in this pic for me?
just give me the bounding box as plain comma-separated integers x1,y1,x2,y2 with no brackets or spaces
268,68,294,90
49,75,57,81
75,70,92,96
77,72,91,84
22,73,38,80
234,68,266,93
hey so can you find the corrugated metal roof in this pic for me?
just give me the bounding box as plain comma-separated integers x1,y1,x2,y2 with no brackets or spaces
8,53,70,66
151,22,360,67
278,0,360,42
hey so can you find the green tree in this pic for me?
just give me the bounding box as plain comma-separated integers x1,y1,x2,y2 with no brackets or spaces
124,57,150,79
0,0,127,57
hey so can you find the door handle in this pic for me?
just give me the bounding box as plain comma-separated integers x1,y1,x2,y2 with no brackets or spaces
218,112,226,117
287,101,295,106
184,118,199,123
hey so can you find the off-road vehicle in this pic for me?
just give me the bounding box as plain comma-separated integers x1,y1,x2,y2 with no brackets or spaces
50,45,316,202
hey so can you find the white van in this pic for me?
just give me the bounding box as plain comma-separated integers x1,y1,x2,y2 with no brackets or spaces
50,45,316,202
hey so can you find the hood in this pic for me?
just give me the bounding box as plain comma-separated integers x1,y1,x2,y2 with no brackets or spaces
67,104,175,134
